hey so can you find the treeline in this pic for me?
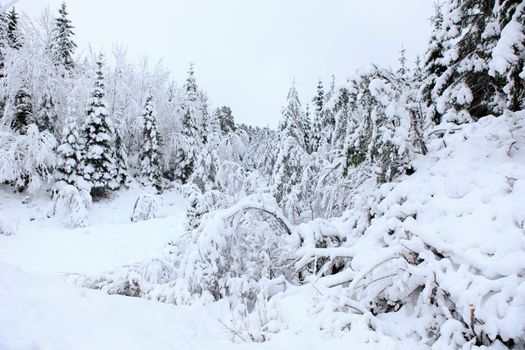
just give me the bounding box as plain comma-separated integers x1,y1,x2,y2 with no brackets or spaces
0,1,524,228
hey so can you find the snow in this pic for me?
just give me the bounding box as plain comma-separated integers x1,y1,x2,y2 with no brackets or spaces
0,187,394,349
489,3,525,76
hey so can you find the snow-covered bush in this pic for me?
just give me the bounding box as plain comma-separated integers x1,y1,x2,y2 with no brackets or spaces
175,194,296,304
51,183,92,228
76,194,295,309
0,218,16,236
0,124,57,193
131,194,160,222
221,293,285,343
296,112,525,347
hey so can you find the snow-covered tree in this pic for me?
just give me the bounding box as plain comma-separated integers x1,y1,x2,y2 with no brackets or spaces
56,114,82,186
279,81,309,151
273,83,310,221
139,94,162,193
432,0,504,123
113,128,130,188
81,55,119,196
215,106,236,135
488,1,525,112
51,2,76,70
310,79,324,152
174,66,201,183
6,7,21,50
421,2,447,125
191,146,220,193
11,85,33,134
35,95,57,134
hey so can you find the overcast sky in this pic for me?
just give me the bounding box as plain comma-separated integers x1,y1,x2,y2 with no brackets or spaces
13,0,433,127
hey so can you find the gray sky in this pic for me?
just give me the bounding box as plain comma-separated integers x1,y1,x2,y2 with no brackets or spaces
14,0,433,127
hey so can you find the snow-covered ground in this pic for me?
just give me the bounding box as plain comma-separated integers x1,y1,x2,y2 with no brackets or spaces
0,187,393,349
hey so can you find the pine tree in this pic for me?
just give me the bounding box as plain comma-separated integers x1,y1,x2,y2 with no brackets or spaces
320,76,337,149
6,7,20,50
114,128,131,188
215,106,236,135
421,2,447,124
397,44,408,78
175,65,201,183
198,91,210,145
184,63,198,103
191,146,220,193
0,11,7,78
56,114,82,186
310,80,324,152
11,86,33,134
81,55,119,196
35,95,57,134
273,82,310,221
279,81,308,151
488,1,525,112
51,2,76,70
176,108,198,183
332,87,350,152
432,0,503,123
139,94,162,193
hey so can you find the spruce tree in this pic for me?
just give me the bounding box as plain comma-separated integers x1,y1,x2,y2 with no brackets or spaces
175,65,200,183
273,82,310,221
215,106,236,135
6,7,20,49
139,94,162,193
56,114,82,186
11,86,33,134
310,80,324,152
81,55,119,196
433,0,502,122
320,76,337,149
397,45,408,78
332,87,350,152
184,63,198,103
114,128,131,188
489,1,525,112
51,2,76,70
198,91,210,145
421,2,446,124
176,108,198,183
279,81,308,151
0,11,7,78
35,95,57,134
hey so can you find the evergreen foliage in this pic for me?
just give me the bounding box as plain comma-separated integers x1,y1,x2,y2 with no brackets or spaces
139,94,162,193
51,2,76,70
81,55,119,196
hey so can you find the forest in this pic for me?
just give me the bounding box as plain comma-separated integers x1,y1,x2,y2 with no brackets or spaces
0,1,524,349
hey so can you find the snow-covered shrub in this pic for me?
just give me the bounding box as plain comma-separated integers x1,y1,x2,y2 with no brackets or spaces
221,292,285,343
131,194,160,222
174,194,296,305
70,255,177,297
0,218,16,236
51,183,92,228
0,124,57,193
216,161,248,200
300,112,525,347
76,194,296,310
